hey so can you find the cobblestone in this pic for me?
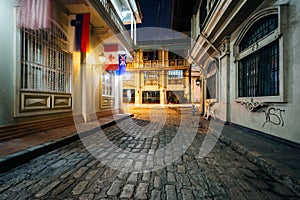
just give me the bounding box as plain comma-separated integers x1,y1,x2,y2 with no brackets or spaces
181,188,194,200
120,184,135,198
0,108,298,199
135,183,149,199
107,179,123,196
150,189,161,200
127,172,138,183
165,184,177,200
71,181,88,195
35,180,60,197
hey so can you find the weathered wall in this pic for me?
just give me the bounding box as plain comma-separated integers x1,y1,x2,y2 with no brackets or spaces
228,0,300,143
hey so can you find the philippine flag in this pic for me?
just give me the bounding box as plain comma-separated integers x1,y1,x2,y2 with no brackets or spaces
104,44,119,71
71,13,90,53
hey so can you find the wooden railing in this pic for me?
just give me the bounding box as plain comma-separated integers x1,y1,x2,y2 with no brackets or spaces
127,59,188,69
91,0,132,45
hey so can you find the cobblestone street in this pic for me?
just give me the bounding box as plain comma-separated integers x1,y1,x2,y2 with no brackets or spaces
0,108,298,199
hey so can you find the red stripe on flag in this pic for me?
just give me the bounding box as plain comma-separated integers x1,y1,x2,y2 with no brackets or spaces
104,44,118,52
105,64,119,71
81,13,90,53
104,44,118,71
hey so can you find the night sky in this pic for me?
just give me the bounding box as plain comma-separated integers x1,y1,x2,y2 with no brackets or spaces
137,0,172,28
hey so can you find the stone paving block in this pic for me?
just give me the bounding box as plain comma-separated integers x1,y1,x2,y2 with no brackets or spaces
118,171,129,180
167,172,176,183
85,169,99,180
227,187,247,199
35,180,60,197
145,161,154,169
134,183,149,199
154,176,161,189
50,159,67,168
181,189,194,200
9,179,37,193
71,181,89,195
272,182,296,196
123,159,133,168
142,172,151,182
167,164,174,172
86,179,106,193
236,178,253,190
79,193,94,200
107,179,123,196
52,179,75,196
261,189,288,199
247,178,270,190
119,184,135,198
73,167,88,178
150,189,161,200
177,165,185,173
60,170,74,179
218,175,236,187
127,172,138,183
165,185,177,200
178,174,191,186
86,160,98,167
134,161,143,170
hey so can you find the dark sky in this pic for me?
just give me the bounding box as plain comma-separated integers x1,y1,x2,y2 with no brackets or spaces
138,0,172,28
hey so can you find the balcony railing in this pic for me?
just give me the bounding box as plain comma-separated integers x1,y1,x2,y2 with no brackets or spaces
92,0,132,45
127,59,188,69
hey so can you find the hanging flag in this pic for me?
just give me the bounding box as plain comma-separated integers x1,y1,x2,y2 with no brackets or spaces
116,54,126,75
17,0,51,29
71,13,90,53
104,44,119,71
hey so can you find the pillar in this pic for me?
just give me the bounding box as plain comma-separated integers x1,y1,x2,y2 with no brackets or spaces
218,37,231,122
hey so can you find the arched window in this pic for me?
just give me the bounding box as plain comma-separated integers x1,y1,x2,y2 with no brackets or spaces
206,61,217,99
237,14,279,97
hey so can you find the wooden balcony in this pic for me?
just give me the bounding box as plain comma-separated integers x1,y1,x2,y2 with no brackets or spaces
126,59,189,71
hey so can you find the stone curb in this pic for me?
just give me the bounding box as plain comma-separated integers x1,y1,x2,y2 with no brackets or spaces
0,114,134,174
219,134,300,196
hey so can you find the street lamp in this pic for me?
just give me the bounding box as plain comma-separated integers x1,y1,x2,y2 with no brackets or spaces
98,53,106,64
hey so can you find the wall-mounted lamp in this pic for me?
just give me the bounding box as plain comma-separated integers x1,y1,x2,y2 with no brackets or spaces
98,53,106,64
196,78,201,86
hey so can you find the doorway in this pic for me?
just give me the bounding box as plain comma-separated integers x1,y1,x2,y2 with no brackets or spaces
142,91,160,104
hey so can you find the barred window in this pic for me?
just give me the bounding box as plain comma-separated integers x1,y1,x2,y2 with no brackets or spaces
238,15,279,98
20,19,71,93
102,71,114,96
168,70,183,85
240,15,278,51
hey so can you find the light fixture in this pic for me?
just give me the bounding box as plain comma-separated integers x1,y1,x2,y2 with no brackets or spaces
196,78,201,86
98,53,106,64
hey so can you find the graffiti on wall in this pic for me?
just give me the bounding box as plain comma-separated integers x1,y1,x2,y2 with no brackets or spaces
262,107,285,127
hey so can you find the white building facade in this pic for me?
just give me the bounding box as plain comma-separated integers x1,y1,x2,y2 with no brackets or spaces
190,0,300,143
0,0,142,133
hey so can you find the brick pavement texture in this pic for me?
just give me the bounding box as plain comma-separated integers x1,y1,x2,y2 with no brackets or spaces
0,108,299,199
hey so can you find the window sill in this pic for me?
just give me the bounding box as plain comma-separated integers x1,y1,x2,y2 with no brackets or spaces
235,96,286,111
